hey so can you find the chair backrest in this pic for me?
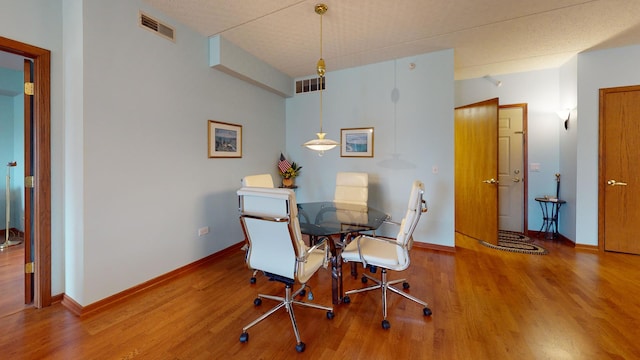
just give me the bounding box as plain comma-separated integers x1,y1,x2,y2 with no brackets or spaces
237,187,306,280
241,174,275,188
334,172,368,207
395,180,427,265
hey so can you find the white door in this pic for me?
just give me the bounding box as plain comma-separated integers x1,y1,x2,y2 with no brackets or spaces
498,105,525,232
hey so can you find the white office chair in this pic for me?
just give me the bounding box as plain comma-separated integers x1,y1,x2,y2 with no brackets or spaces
341,180,432,329
237,187,334,353
241,173,275,188
240,173,275,283
334,172,368,207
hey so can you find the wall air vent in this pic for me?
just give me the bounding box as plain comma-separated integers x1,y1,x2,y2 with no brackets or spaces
295,77,326,94
139,11,175,42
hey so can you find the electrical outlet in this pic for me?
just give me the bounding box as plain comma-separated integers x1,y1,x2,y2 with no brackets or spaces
198,226,209,236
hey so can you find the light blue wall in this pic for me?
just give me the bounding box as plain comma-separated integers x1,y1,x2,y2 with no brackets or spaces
0,67,25,233
286,50,456,248
69,0,286,305
0,95,13,226
455,69,562,234
558,56,578,242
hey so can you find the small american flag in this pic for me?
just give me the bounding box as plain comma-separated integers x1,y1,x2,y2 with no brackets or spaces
278,153,292,173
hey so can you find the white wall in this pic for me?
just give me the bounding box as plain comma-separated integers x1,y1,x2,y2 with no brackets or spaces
575,44,640,246
286,50,455,248
455,69,562,234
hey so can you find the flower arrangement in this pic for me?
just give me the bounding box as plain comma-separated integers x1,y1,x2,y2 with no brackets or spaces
280,162,302,179
278,153,302,183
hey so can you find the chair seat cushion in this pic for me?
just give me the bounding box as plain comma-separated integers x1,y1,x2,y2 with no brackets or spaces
341,236,402,269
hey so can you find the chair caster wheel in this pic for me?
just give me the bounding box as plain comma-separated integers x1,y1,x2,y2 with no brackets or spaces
295,342,306,353
327,311,335,319
343,295,351,304
423,307,432,316
249,277,256,284
381,319,391,329
369,265,377,273
403,282,410,289
239,332,249,343
361,276,368,283
253,298,262,306
299,289,306,297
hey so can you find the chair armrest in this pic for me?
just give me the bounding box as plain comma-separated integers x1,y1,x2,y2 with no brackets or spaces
299,236,330,268
353,235,401,268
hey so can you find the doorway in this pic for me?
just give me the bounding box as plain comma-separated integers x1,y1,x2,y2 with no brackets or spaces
599,85,640,255
498,104,528,233
0,36,51,309
0,51,28,316
455,100,528,246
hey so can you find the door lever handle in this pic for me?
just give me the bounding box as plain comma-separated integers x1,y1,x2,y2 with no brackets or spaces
512,177,521,183
482,178,499,184
607,179,628,186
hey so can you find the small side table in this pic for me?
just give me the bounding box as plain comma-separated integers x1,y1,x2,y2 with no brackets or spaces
535,197,566,239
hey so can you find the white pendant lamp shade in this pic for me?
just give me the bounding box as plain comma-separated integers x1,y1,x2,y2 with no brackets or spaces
303,132,339,153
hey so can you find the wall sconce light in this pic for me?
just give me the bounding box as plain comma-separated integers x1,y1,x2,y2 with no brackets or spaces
556,108,575,130
483,75,502,87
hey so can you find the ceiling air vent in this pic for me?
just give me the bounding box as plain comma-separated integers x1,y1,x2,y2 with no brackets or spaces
295,77,326,94
139,11,175,42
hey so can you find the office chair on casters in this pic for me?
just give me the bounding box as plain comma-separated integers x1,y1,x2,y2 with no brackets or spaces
333,171,369,244
237,187,334,353
340,180,432,329
334,172,368,207
241,173,275,188
240,174,275,284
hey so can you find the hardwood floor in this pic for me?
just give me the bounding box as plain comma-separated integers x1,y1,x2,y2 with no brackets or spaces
0,240,27,318
1,234,639,359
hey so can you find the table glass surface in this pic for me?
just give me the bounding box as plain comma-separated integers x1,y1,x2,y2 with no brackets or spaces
297,202,388,237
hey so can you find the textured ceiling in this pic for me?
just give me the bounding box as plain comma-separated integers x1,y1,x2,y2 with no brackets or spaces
143,0,640,80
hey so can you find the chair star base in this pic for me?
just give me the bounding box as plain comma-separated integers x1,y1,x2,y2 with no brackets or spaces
343,268,432,329
240,283,334,352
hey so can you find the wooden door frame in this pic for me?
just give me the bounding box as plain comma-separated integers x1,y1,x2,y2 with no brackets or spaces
499,103,529,235
0,36,51,308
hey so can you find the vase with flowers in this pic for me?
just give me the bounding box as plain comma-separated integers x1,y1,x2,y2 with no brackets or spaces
279,161,302,188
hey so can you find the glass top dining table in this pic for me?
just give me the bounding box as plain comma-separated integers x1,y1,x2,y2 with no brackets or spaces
296,201,389,304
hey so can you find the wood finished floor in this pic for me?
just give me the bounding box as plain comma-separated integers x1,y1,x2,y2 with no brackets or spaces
0,241,27,318
1,234,639,359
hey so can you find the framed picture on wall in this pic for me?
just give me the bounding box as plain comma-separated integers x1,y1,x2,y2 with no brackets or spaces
208,120,242,158
341,127,374,158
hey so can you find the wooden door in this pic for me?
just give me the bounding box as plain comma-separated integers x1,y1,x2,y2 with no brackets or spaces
498,105,527,232
23,59,34,303
599,85,640,254
455,98,499,245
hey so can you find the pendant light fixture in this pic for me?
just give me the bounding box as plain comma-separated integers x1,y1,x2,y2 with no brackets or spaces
303,3,338,155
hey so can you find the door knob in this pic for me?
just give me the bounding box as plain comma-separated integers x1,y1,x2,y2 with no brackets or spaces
607,179,628,186
512,177,521,183
482,178,499,184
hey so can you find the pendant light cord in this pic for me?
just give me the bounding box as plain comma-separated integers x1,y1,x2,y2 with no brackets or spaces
319,10,324,134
